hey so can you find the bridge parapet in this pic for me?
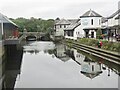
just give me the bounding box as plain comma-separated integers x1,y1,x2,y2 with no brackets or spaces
20,32,46,40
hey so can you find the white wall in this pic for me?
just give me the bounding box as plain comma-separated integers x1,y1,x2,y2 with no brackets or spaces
81,17,102,28
107,14,118,27
79,17,102,39
55,24,69,36
81,62,101,74
74,25,85,38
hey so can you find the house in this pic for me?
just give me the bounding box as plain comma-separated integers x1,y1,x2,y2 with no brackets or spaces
64,19,81,40
80,58,102,79
54,44,70,62
65,48,103,79
80,9,102,38
0,13,19,45
54,18,71,37
105,9,120,41
64,9,103,40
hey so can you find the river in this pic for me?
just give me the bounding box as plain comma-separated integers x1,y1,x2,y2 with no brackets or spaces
1,41,120,88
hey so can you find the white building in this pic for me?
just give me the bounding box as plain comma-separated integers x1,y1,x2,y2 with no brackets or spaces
67,49,102,79
80,9,102,38
64,9,102,40
101,9,120,41
64,19,81,40
107,9,120,37
54,44,70,62
54,19,71,37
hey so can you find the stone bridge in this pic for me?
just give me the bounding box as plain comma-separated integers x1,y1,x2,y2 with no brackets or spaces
20,32,46,40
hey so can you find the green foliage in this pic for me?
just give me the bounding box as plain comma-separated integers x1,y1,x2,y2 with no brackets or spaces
11,17,54,34
74,38,120,52
96,28,102,39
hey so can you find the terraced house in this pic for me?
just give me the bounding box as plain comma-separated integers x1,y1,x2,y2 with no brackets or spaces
54,9,120,41
102,9,120,41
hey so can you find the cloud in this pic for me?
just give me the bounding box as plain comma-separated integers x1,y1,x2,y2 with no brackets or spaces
0,0,119,19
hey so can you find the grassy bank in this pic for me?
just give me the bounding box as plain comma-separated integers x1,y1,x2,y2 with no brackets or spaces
65,38,120,53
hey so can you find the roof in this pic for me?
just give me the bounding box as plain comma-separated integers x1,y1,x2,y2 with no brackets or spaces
68,19,79,24
65,21,81,30
115,15,120,19
55,19,71,25
83,27,101,30
81,71,102,79
64,19,81,30
107,9,120,19
80,9,102,18
0,13,18,27
101,17,108,23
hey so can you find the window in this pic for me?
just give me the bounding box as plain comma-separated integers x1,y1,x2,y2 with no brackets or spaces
64,25,66,28
99,19,101,25
91,19,93,25
68,31,73,36
60,25,62,28
92,65,94,71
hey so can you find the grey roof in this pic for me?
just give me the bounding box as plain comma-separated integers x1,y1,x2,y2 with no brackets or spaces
0,13,18,26
101,17,108,23
115,15,120,19
81,71,102,79
55,19,71,25
108,9,120,19
68,19,79,24
65,21,81,30
80,9,102,18
65,19,81,30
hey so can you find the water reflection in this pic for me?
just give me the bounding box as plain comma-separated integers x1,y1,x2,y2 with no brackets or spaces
23,41,120,79
2,45,23,89
1,41,119,88
23,41,55,54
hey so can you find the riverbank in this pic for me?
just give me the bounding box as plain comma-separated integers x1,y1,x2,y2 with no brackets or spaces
66,38,120,53
63,39,120,65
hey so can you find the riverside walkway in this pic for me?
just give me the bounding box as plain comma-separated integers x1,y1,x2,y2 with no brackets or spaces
64,39,120,65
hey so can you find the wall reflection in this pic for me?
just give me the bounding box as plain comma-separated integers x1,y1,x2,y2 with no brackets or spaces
2,45,23,90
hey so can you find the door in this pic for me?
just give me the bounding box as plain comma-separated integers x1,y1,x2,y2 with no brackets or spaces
91,32,94,38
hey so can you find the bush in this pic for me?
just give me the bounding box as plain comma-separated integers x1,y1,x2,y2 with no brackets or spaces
73,38,120,52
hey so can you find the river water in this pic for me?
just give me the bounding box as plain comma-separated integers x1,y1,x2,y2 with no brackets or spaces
2,41,120,88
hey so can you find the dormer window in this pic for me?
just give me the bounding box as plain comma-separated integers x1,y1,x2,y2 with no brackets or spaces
91,19,93,25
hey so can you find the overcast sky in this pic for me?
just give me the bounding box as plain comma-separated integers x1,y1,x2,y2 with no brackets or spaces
0,0,120,19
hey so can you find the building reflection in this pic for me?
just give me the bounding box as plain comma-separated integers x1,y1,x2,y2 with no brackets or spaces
55,45,120,79
54,43,70,62
23,41,55,55
2,45,23,90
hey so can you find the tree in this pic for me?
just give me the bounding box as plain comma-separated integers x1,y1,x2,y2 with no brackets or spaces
96,28,102,39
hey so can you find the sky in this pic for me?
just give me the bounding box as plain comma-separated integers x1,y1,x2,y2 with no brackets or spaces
0,0,120,19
